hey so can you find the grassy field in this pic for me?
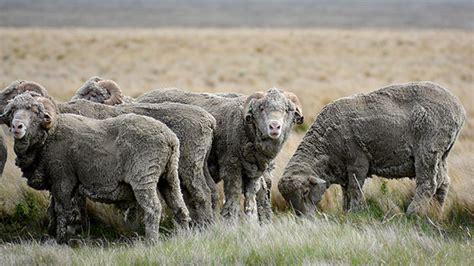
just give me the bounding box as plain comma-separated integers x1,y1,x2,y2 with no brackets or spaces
0,28,472,263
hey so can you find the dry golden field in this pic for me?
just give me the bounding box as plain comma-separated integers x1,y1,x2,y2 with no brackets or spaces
0,27,473,220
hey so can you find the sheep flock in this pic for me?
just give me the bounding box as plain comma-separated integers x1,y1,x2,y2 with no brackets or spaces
0,78,466,244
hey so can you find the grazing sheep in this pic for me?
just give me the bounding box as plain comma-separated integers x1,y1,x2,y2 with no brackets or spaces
0,92,190,243
136,88,304,220
279,82,466,216
0,80,217,226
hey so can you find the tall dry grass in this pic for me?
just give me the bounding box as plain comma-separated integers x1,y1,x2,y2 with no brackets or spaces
0,28,472,221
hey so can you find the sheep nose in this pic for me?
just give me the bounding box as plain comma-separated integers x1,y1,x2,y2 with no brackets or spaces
269,122,281,131
268,121,282,139
12,121,25,131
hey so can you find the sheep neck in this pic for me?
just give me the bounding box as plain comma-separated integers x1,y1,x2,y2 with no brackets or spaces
14,127,52,179
284,123,332,183
242,121,285,179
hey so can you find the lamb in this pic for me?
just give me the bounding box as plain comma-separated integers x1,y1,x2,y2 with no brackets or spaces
278,82,466,216
0,80,217,226
0,92,190,243
135,88,304,220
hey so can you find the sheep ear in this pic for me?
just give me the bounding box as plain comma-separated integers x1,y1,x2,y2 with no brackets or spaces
294,111,304,124
283,91,304,124
41,113,53,129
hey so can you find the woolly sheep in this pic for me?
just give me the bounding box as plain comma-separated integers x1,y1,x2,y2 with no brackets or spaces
72,80,275,222
0,92,190,243
278,82,466,216
136,88,304,220
0,80,217,226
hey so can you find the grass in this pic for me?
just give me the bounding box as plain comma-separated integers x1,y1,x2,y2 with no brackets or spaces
0,211,472,265
0,27,473,263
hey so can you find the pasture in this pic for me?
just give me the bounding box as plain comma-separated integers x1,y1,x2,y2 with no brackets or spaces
0,28,472,264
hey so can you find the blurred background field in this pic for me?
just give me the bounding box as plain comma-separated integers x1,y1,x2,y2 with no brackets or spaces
0,0,472,263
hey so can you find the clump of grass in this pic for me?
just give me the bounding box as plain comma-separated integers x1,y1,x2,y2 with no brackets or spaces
0,190,49,242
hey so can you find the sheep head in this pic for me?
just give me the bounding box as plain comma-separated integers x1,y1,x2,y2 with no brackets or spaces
244,88,304,141
0,80,50,114
278,175,326,216
0,92,57,141
72,76,123,105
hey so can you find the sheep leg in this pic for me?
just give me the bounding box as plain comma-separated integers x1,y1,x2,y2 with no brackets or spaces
407,151,440,216
434,160,450,211
341,185,351,212
179,162,214,226
48,188,88,238
346,168,367,212
132,187,162,242
47,196,57,237
51,182,76,244
204,160,219,211
256,175,273,223
342,155,369,212
221,167,243,220
73,193,89,235
160,153,191,228
158,180,191,229
243,177,261,218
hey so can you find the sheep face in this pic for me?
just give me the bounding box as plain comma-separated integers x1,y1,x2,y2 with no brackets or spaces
245,88,304,140
280,175,326,216
1,92,56,142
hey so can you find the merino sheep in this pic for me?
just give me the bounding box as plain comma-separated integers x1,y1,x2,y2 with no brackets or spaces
0,92,190,243
73,77,273,221
62,100,218,226
0,80,217,226
182,91,275,222
136,88,304,220
71,80,275,222
279,82,466,216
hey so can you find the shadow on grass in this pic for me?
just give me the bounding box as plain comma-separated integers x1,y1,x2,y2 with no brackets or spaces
0,191,178,245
